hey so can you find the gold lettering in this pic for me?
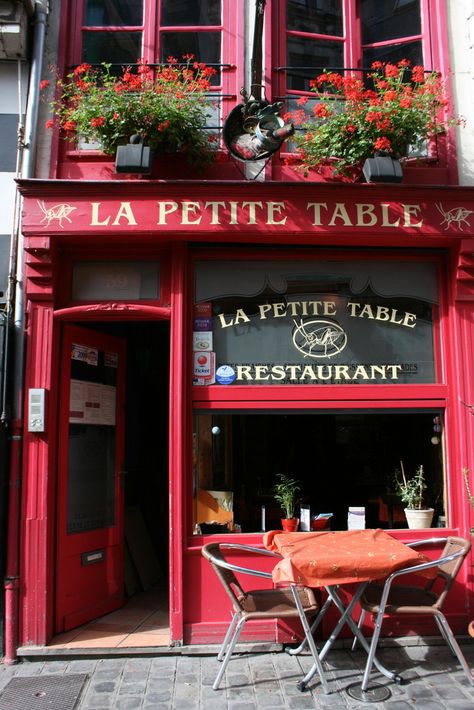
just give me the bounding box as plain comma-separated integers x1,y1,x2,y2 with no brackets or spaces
334,365,351,380
229,201,239,225
236,365,253,381
273,303,287,318
271,366,286,381
112,202,137,226
315,366,332,381
286,365,301,380
356,203,377,227
301,365,317,381
370,365,388,379
381,203,401,227
266,201,287,225
307,202,327,226
204,201,226,225
403,312,416,328
234,309,250,324
90,202,110,226
386,365,403,379
157,201,178,225
324,301,337,316
242,201,263,224
359,304,375,319
375,306,390,321
352,365,370,380
218,313,233,328
254,365,270,380
258,304,272,319
403,204,423,227
329,203,352,226
181,201,202,225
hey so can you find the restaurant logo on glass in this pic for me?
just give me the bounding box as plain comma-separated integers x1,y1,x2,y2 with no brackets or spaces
192,293,435,386
292,319,347,358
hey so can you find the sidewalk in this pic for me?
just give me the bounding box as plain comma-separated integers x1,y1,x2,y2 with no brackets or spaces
1,643,474,709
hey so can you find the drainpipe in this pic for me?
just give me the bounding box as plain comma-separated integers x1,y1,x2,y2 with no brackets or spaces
3,0,49,665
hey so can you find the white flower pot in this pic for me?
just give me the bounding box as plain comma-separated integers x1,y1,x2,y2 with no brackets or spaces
404,508,434,529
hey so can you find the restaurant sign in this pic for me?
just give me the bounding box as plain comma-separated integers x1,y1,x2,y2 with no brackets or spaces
24,194,474,236
194,260,437,386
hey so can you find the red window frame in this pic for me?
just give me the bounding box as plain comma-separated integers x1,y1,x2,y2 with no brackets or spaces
189,247,449,538
269,0,453,177
59,0,242,154
191,247,447,408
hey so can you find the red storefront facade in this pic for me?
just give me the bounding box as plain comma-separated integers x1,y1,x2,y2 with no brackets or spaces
3,0,474,661
10,178,474,654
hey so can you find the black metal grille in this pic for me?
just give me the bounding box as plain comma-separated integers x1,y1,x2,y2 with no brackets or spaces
0,674,88,710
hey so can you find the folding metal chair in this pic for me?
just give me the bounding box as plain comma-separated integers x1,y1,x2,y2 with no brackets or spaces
348,536,474,701
201,542,329,693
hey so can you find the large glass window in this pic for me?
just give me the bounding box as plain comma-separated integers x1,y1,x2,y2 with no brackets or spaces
283,0,425,93
193,259,439,386
193,411,446,534
69,0,231,146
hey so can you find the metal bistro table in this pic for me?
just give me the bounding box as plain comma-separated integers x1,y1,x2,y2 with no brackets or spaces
263,528,433,702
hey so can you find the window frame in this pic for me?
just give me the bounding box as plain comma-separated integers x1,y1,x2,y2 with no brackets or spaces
60,0,241,156
191,247,447,408
270,0,453,177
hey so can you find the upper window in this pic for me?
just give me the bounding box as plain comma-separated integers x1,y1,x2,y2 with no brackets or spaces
67,0,236,141
80,0,223,71
277,0,432,95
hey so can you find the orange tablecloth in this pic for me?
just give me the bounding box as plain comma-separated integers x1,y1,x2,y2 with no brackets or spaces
263,529,432,587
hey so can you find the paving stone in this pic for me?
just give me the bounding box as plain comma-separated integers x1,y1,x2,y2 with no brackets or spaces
115,697,143,710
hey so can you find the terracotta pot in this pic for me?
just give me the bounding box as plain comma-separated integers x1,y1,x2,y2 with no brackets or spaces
281,518,299,532
404,508,434,529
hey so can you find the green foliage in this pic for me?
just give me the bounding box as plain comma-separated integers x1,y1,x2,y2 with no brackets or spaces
273,473,301,520
45,56,217,166
286,60,460,177
394,463,427,510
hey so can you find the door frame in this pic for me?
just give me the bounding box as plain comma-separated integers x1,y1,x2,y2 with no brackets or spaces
52,301,181,640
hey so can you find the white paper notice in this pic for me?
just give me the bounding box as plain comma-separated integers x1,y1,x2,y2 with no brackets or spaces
69,379,116,425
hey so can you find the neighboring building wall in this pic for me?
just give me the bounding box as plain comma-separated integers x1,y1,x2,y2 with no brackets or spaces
448,0,474,184
0,59,28,656
0,63,27,304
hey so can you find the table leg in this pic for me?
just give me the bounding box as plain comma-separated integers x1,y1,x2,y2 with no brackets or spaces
290,585,330,694
296,584,400,695
285,593,333,656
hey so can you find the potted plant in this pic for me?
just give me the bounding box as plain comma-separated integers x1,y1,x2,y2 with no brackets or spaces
394,462,434,529
285,60,460,179
44,55,217,168
273,473,301,532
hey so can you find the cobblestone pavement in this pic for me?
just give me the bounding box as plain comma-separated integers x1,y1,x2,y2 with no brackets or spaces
1,644,474,709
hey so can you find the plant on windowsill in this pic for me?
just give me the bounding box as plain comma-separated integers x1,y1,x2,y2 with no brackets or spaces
273,473,301,532
284,60,461,180
44,55,218,169
393,462,434,529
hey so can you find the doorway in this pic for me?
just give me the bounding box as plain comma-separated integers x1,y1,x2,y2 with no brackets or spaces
54,321,170,648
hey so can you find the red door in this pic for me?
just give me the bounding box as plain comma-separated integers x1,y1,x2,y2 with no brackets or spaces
56,324,126,632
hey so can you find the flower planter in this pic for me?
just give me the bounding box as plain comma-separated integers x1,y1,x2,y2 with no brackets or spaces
281,518,299,532
404,508,434,529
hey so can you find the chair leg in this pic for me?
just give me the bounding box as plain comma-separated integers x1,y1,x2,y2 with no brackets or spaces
434,612,474,685
351,609,366,651
213,616,246,690
360,604,387,692
217,612,239,662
